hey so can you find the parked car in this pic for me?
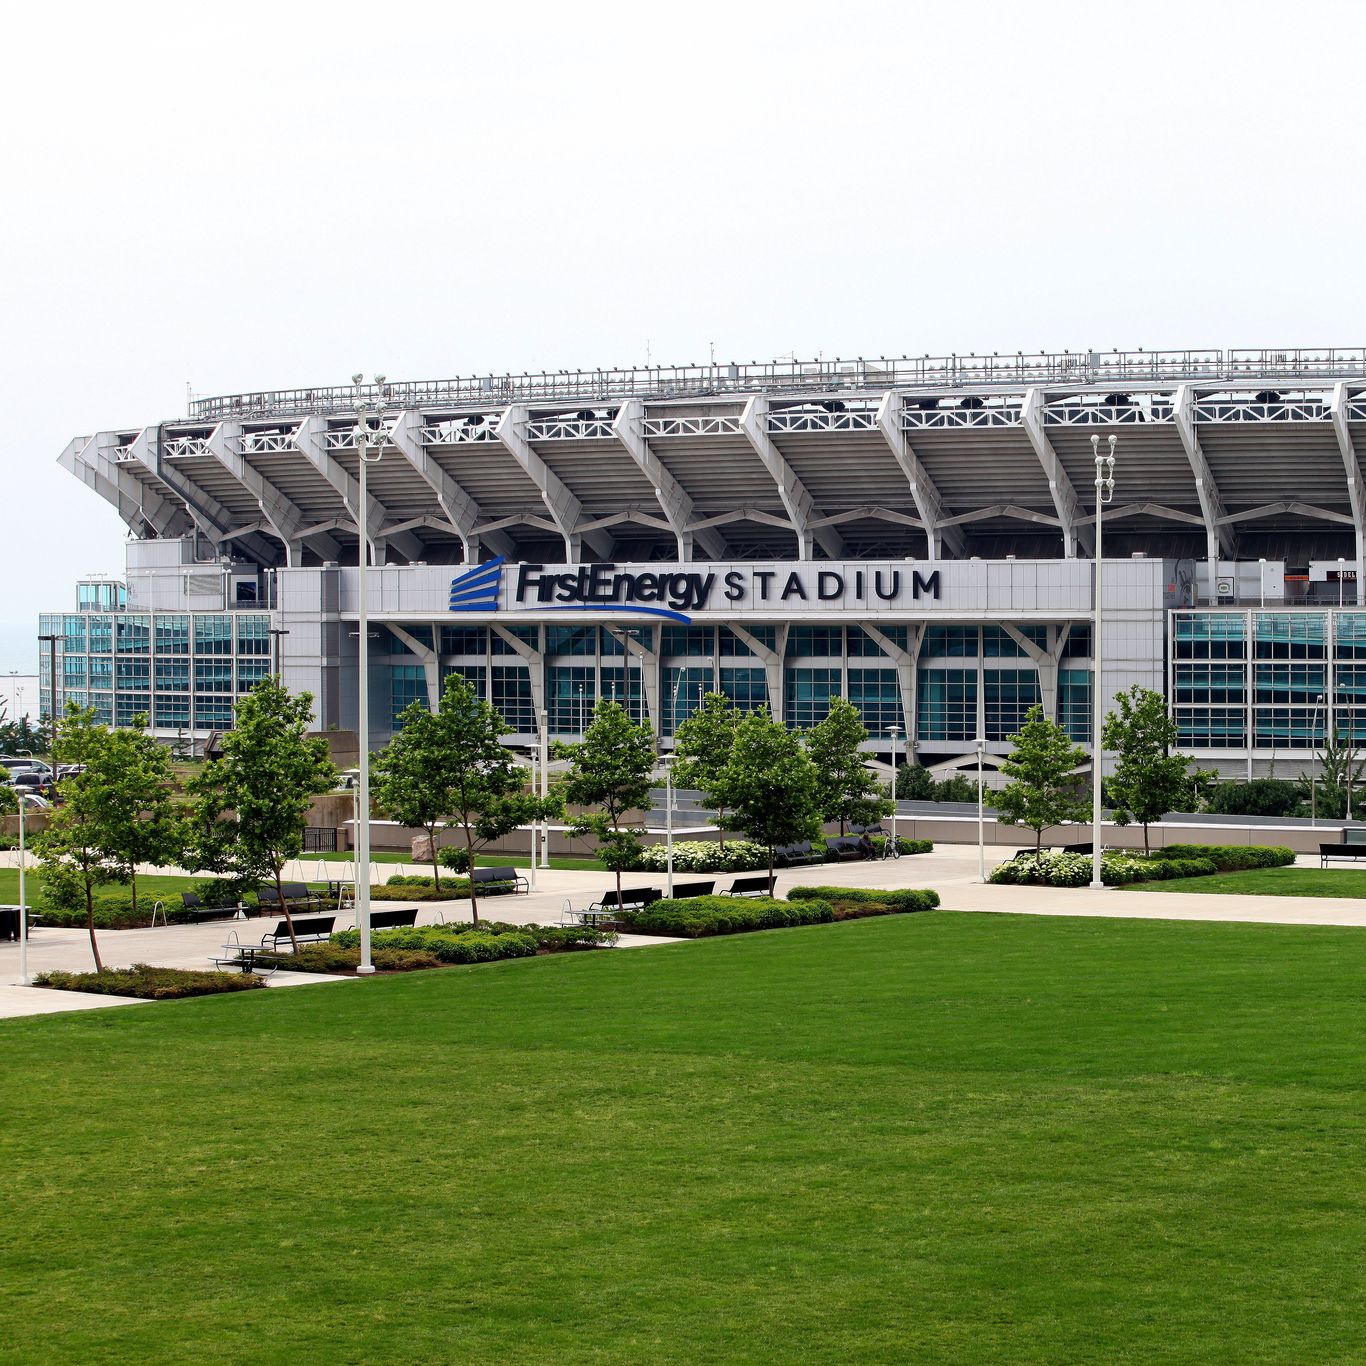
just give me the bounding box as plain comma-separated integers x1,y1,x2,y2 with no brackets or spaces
10,772,56,798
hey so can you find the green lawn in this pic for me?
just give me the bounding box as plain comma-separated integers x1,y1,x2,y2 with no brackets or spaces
4,913,1366,1363
1135,865,1366,897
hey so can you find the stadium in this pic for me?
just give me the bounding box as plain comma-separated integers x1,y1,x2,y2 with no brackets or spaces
40,346,1366,778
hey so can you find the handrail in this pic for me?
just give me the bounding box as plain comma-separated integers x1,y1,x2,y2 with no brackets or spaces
187,347,1366,422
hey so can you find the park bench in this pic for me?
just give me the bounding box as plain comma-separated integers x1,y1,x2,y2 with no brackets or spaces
851,822,887,838
775,841,824,867
826,837,866,862
357,907,420,931
721,874,777,898
1320,841,1366,867
472,866,529,896
259,914,337,951
669,879,716,898
588,887,662,915
255,882,323,916
179,891,243,923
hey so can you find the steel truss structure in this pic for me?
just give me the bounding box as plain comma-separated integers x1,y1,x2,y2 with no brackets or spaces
56,349,1366,593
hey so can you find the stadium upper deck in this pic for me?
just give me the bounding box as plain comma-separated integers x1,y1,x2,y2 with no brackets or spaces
58,347,1366,591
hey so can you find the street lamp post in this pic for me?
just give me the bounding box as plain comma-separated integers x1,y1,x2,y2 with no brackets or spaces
664,755,675,897
539,707,550,869
17,792,30,984
351,372,387,977
1090,434,1117,890
1311,691,1326,825
269,627,290,679
1340,558,1348,608
886,724,901,849
976,736,987,882
1259,558,1267,609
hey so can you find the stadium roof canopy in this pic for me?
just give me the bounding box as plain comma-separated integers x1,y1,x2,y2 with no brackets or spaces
59,346,1366,568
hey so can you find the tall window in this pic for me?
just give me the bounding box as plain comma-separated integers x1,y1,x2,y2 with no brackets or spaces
917,668,977,742
548,665,595,735
492,665,535,733
194,617,233,655
985,670,1042,741
785,668,842,728
664,665,714,735
155,615,190,654
235,616,271,656
1057,669,1092,743
389,664,428,725
846,668,901,731
720,666,768,713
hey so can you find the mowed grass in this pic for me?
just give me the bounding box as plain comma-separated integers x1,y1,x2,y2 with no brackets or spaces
1135,865,1366,897
4,913,1366,1364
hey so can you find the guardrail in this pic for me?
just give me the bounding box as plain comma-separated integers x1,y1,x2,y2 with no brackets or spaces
187,347,1366,422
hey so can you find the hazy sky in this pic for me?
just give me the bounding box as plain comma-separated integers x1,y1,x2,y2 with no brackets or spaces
4,0,1365,674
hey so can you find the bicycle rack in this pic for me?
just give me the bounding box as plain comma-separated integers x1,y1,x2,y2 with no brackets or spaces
148,899,167,927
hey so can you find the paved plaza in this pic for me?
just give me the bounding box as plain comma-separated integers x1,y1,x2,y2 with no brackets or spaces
3,843,1365,1020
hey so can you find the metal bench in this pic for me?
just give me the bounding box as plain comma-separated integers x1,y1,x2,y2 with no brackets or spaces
360,907,419,931
775,841,824,867
586,888,662,922
180,891,243,923
826,837,865,862
256,882,323,917
259,914,337,951
472,866,529,895
1320,842,1366,867
721,874,777,898
669,879,716,898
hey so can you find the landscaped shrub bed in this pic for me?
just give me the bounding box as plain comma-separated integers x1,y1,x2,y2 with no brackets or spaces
34,880,244,929
990,850,1221,887
870,837,934,857
256,945,446,974
622,895,835,938
330,921,613,962
787,886,940,915
633,840,769,873
371,875,474,902
1150,843,1296,871
32,964,267,999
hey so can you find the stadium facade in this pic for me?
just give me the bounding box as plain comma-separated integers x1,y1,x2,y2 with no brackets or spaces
40,347,1366,777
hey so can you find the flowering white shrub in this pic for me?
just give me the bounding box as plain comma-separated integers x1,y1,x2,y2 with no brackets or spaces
635,839,769,873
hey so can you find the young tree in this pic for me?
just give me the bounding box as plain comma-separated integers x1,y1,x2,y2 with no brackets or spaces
804,695,893,834
34,703,125,971
99,717,185,916
189,679,337,951
672,691,739,846
994,705,1089,855
1302,729,1366,821
895,763,937,801
1102,685,1198,852
560,699,656,906
416,674,560,926
715,707,823,881
372,692,463,890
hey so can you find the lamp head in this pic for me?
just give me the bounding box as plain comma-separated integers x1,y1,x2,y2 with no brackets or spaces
352,372,364,387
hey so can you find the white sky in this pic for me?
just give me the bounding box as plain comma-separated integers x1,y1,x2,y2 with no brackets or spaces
4,0,1365,673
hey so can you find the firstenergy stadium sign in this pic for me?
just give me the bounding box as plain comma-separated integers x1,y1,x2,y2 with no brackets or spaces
451,558,941,623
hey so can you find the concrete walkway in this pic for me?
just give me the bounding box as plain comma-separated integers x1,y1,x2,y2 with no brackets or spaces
5,843,1365,1021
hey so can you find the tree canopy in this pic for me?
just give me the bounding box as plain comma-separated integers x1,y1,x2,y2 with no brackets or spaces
804,695,893,834
994,705,1089,853
1102,685,1197,851
671,692,740,845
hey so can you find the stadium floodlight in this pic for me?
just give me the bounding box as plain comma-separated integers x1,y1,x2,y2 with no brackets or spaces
1091,434,1117,890
351,372,387,976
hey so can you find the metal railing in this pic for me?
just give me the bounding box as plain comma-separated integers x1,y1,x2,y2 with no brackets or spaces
186,347,1366,422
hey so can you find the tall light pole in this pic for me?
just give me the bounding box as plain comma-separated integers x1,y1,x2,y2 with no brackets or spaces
269,627,290,679
17,792,30,984
1340,558,1347,608
539,707,550,869
886,724,901,849
663,754,675,897
1311,691,1326,825
1259,558,1267,609
976,735,986,882
1090,433,1116,890
352,372,386,976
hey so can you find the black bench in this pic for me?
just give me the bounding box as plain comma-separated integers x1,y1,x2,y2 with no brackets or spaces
775,841,824,867
256,882,323,916
180,891,242,923
669,879,716,898
472,866,529,895
1320,842,1366,867
826,837,866,862
722,874,777,898
361,907,420,931
588,887,662,914
0,906,20,942
260,914,337,951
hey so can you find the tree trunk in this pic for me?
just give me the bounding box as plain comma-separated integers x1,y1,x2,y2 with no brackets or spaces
611,817,623,907
1143,823,1150,855
464,822,480,927
85,878,104,973
429,824,441,891
130,868,138,920
274,868,300,951
767,846,775,885
718,809,727,851
1035,828,1043,855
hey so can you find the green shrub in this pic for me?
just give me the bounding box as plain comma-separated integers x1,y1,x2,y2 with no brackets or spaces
623,895,835,938
368,875,474,902
436,846,472,874
331,925,538,963
874,837,934,856
989,851,1222,887
1150,843,1296,871
1205,779,1302,818
787,886,940,914
256,944,444,974
32,964,266,999
633,839,769,873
